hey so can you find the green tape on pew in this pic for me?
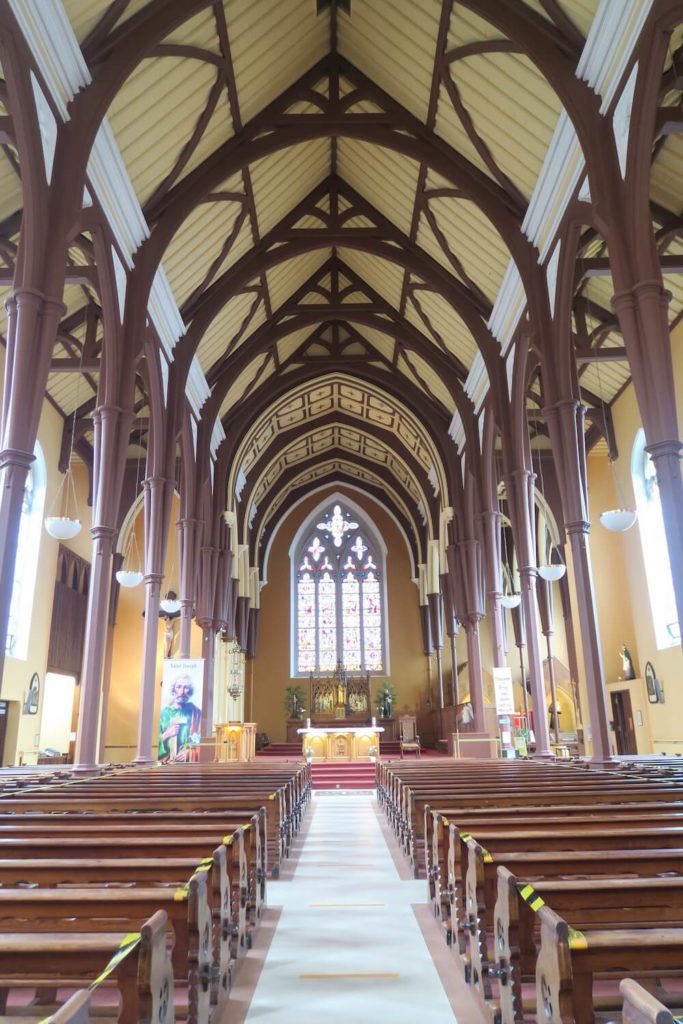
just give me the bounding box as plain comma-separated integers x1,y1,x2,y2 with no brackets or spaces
516,883,545,913
567,927,587,950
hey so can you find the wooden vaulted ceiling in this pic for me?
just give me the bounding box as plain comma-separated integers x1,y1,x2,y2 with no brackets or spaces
1,0,683,546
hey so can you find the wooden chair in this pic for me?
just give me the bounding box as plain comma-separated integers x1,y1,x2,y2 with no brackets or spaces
399,716,421,759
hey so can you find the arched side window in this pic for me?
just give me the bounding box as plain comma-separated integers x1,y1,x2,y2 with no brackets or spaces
6,442,46,659
631,429,679,649
292,500,388,677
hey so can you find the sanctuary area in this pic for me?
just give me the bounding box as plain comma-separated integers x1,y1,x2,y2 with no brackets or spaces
0,0,682,1021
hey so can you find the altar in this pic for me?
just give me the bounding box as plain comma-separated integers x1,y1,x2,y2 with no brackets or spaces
297,725,384,762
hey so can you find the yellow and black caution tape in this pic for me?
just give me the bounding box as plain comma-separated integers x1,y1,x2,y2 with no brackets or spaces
174,885,189,902
567,927,587,950
89,932,141,988
516,882,545,913
441,817,449,826
482,848,494,864
459,831,472,842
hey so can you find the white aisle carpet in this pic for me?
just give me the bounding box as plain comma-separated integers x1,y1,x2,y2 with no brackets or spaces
243,791,458,1023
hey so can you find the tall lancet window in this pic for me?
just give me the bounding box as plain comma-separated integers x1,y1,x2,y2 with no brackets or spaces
292,500,387,676
631,429,679,648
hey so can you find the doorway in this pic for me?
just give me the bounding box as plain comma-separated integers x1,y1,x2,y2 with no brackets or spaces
40,673,77,759
610,689,638,755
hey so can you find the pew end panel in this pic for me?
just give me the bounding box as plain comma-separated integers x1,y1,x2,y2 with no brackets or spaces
139,909,175,1024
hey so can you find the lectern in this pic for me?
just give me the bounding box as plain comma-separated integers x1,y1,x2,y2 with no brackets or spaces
214,722,256,762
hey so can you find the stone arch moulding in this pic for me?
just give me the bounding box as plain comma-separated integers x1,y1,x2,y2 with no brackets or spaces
285,489,392,680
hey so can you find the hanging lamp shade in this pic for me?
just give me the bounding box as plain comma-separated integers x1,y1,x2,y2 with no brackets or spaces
600,507,638,532
116,569,144,588
44,516,82,540
538,564,567,582
160,593,182,615
500,593,521,609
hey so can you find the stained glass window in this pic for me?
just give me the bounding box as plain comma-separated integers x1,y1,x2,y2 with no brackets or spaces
294,502,386,674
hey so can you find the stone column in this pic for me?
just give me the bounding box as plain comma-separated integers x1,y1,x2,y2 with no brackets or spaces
428,592,444,711
199,621,216,737
134,573,162,763
0,291,64,685
74,525,117,769
464,615,485,732
504,469,552,756
177,516,200,658
74,404,133,770
544,400,611,761
480,509,506,668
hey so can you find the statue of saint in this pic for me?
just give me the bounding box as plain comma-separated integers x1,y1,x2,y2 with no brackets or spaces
620,644,636,680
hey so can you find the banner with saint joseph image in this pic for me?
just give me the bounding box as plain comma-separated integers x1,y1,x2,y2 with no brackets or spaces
158,659,204,763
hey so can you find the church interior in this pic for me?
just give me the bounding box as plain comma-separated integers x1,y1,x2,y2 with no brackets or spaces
0,0,683,1020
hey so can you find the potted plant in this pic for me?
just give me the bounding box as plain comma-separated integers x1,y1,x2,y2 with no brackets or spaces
284,685,306,720
374,681,398,719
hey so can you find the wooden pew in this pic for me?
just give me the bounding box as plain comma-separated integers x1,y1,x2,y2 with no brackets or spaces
0,909,173,1024
535,905,683,1024
621,979,676,1024
0,872,210,1024
494,867,683,1023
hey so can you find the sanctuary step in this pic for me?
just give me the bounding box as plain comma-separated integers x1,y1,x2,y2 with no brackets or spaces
311,762,377,790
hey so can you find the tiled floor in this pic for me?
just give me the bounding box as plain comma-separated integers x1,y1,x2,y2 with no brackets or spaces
225,791,486,1024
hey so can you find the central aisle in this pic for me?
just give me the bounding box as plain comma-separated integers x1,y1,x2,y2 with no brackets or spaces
240,791,462,1023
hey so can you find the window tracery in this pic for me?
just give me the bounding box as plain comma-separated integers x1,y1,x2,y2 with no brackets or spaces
294,502,385,675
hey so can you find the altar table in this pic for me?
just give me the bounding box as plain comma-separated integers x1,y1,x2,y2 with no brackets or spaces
297,725,384,762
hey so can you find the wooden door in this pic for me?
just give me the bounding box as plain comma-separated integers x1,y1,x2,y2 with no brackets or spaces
610,689,637,755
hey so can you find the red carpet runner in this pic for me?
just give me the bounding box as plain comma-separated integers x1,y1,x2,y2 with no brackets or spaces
311,762,377,789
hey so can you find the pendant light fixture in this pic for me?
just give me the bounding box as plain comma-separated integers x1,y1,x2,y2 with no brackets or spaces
160,590,182,616
594,356,637,532
534,442,567,581
115,442,144,587
45,350,83,540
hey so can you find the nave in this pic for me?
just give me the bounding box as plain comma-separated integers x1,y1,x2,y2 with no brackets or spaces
228,790,481,1024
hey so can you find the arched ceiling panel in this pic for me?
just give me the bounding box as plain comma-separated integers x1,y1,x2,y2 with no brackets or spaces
404,284,479,369
399,349,456,415
276,327,320,365
196,288,268,372
250,423,425,513
434,5,562,201
265,250,332,312
61,0,150,43
229,0,330,124
336,139,421,237
250,139,330,237
416,174,509,304
337,248,404,310
233,375,446,497
337,0,440,124
219,352,275,419
163,191,252,309
106,55,230,206
522,0,599,39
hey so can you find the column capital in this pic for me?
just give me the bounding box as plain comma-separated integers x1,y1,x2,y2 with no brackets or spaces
612,280,671,311
143,572,164,585
0,448,35,472
90,525,118,541
565,519,591,536
645,439,683,461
